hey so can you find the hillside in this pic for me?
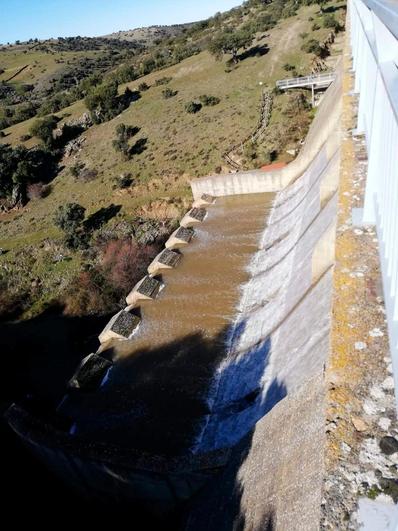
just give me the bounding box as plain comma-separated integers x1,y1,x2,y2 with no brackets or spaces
0,0,346,321
103,23,194,45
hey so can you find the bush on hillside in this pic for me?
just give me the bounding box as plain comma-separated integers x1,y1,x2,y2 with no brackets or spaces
155,77,172,86
185,101,202,114
111,64,138,84
162,88,178,99
112,122,140,159
101,238,159,293
29,115,58,146
283,63,295,72
54,202,86,233
301,39,325,57
54,202,88,249
198,94,220,106
323,14,342,31
27,182,50,200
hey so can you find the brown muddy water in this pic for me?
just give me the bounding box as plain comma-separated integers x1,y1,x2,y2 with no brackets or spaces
114,193,274,359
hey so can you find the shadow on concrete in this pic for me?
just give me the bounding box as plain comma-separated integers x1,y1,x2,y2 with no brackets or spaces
183,374,285,530
2,309,286,530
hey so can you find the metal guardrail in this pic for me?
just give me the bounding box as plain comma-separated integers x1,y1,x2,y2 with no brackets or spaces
350,0,398,408
276,72,336,89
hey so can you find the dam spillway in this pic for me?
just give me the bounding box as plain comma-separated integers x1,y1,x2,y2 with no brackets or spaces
115,194,273,357
7,59,342,527
58,193,274,455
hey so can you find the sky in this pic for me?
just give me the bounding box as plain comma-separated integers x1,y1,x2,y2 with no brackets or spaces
0,0,241,44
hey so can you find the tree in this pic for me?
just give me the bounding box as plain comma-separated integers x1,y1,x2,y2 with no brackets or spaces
85,81,121,123
54,202,85,232
112,123,140,160
30,115,58,146
208,30,254,63
0,143,56,204
12,160,34,185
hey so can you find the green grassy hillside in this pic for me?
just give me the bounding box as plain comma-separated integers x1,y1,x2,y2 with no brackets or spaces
0,0,346,320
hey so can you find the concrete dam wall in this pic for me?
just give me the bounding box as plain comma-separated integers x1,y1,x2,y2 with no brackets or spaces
6,62,342,528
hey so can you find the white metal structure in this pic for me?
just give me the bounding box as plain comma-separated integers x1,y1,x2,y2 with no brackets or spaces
276,72,336,90
276,72,336,106
350,0,398,406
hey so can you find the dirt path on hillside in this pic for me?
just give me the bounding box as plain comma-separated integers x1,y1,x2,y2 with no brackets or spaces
269,19,303,76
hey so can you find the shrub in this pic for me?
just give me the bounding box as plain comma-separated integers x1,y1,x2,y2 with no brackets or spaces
63,238,160,315
185,101,202,114
29,115,58,146
101,239,159,293
155,76,172,86
112,64,138,84
323,14,341,31
19,134,32,142
0,282,29,320
112,138,128,157
138,82,149,91
27,182,49,200
244,142,258,161
113,173,133,189
311,23,320,31
162,88,178,99
0,143,57,202
112,123,140,159
115,123,139,139
54,202,85,232
63,269,112,316
69,162,85,178
79,167,98,182
198,94,220,106
301,39,324,57
283,63,296,72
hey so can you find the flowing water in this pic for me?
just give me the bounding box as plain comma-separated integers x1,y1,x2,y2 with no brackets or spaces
65,192,274,454
114,193,274,360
